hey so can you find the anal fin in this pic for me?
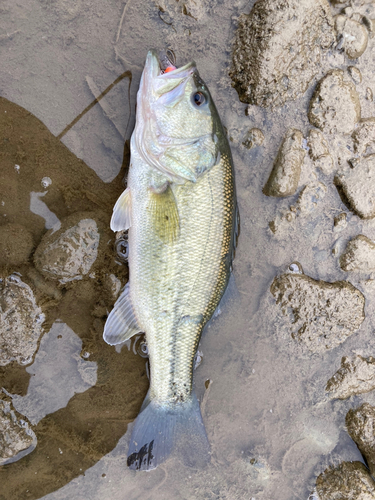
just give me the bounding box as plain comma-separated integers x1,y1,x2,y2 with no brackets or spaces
103,283,142,345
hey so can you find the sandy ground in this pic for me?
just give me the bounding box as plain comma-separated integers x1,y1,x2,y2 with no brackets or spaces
2,0,375,499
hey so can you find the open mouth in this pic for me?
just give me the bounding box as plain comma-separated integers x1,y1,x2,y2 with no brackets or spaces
159,49,177,74
157,49,195,78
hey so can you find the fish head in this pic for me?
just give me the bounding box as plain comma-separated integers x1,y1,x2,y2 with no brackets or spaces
134,50,224,183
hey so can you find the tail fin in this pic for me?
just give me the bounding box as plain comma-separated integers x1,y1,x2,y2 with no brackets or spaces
127,393,210,471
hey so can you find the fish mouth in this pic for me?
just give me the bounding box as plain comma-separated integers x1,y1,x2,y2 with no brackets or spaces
145,49,196,80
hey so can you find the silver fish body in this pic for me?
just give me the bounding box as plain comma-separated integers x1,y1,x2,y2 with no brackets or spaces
103,50,238,471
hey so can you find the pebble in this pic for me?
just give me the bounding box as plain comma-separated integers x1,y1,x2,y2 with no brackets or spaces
335,15,369,59
230,0,335,107
34,213,100,283
326,355,375,399
270,272,365,353
333,212,347,232
340,234,375,271
263,128,305,197
366,87,373,101
335,155,375,219
242,128,264,150
309,69,361,134
348,65,362,84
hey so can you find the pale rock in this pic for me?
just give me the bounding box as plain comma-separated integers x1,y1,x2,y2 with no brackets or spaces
270,272,365,352
335,15,369,59
263,129,305,197
326,354,375,399
335,155,375,219
34,213,100,283
348,65,362,84
309,69,361,134
340,234,375,271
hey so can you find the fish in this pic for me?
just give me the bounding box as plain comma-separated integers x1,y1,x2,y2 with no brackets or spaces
103,49,239,471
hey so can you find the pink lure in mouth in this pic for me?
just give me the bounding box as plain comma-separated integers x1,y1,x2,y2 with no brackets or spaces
163,65,177,74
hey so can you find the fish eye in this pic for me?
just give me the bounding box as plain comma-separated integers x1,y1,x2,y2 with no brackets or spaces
192,91,206,107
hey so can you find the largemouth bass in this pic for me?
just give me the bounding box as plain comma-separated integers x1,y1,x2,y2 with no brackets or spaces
103,50,238,471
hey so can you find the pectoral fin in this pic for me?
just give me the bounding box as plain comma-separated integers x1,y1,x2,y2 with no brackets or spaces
148,184,179,244
110,187,132,232
103,284,142,345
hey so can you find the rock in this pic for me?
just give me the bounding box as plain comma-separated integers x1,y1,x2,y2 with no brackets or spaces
0,274,44,366
326,355,375,399
335,15,369,59
230,0,335,108
314,461,375,500
335,155,375,219
307,129,334,174
270,272,365,352
0,398,36,465
340,234,375,271
334,212,348,232
352,118,375,154
269,182,327,233
242,128,264,150
346,403,375,477
34,212,108,283
309,70,361,134
263,129,305,197
0,224,34,268
348,65,362,84
366,87,373,101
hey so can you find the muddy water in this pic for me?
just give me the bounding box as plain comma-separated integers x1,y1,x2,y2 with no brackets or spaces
1,0,375,498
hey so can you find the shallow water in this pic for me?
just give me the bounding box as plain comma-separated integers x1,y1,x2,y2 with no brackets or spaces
2,0,375,498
